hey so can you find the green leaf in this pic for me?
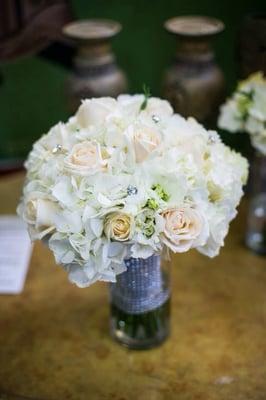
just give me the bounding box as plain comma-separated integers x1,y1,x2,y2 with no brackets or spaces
140,84,151,111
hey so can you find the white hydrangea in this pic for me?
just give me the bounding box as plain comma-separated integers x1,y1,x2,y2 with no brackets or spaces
218,72,266,155
18,95,248,287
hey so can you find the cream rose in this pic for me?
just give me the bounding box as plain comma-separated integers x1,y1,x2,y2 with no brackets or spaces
117,96,173,119
104,212,134,241
18,197,59,239
146,97,173,118
64,141,107,176
161,207,208,252
76,97,117,128
133,127,161,163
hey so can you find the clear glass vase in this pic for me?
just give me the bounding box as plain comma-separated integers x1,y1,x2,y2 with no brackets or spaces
245,152,266,255
109,253,171,350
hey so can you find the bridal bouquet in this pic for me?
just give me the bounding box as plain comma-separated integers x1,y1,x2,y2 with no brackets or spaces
218,72,266,155
18,95,248,288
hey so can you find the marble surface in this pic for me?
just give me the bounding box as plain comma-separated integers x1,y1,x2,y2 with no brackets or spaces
0,173,266,400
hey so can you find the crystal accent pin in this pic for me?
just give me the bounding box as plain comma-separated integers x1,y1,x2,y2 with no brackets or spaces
127,185,138,196
152,114,160,123
52,144,62,154
208,134,216,144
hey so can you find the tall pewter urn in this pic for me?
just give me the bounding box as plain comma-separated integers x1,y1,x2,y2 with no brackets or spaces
163,16,225,125
63,19,128,112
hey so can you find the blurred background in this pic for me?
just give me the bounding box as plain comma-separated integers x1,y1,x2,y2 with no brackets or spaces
0,0,265,171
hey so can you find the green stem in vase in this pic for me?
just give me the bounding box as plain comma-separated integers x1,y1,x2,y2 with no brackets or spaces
110,298,170,349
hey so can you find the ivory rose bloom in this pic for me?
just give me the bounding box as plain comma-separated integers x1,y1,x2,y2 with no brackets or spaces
104,212,134,241
18,197,59,239
117,95,173,119
76,97,117,128
133,127,161,162
145,97,173,118
161,207,207,252
64,141,107,175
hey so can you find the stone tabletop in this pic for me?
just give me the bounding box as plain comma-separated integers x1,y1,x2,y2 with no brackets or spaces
0,173,266,400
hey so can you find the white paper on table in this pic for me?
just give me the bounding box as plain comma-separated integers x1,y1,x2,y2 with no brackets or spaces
0,215,32,294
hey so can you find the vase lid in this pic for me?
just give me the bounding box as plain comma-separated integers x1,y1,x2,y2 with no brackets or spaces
164,16,224,37
63,19,121,41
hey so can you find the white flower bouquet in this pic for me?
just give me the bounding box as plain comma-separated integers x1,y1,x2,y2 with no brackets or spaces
18,95,248,289
218,72,266,155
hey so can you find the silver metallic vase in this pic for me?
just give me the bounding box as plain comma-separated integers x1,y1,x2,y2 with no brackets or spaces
109,254,171,349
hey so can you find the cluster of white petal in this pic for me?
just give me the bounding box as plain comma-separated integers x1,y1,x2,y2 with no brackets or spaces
218,72,266,155
18,95,248,287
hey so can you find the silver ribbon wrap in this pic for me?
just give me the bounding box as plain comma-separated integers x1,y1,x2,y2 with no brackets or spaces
110,255,170,314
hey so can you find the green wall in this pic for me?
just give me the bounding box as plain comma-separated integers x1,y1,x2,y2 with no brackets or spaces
0,0,264,163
